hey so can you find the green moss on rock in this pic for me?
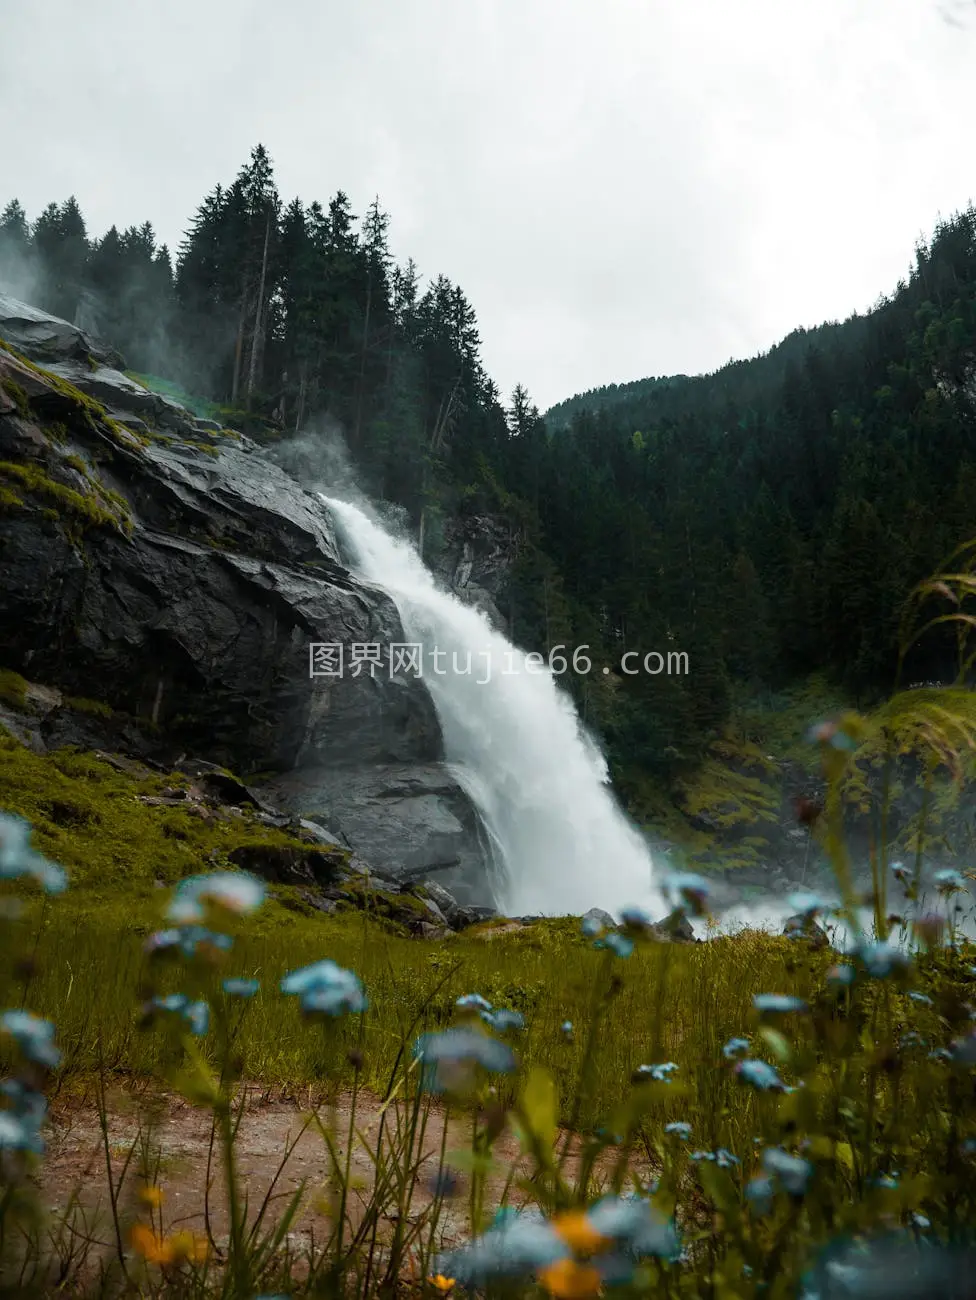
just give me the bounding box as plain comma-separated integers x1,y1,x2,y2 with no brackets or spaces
0,670,28,709
0,459,128,534
1,376,30,417
63,695,114,718
0,731,334,889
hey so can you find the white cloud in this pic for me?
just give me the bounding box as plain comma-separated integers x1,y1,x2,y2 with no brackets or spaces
2,0,973,409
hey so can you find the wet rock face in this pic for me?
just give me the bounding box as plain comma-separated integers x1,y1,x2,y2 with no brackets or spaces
0,293,493,892
248,763,497,909
434,515,517,630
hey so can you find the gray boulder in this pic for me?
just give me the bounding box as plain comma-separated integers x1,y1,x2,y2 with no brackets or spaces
651,910,697,943
420,880,468,929
250,763,495,908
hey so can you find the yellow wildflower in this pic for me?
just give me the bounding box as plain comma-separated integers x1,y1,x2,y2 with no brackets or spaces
552,1209,610,1256
539,1257,603,1298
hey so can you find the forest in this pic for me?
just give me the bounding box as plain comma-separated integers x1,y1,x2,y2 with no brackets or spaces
3,142,975,799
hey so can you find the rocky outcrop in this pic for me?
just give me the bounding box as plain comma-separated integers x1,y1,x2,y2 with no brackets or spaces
0,294,492,896
434,515,518,630
248,762,497,907
0,293,124,369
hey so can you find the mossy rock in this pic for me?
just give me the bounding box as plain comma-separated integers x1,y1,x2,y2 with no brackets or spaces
0,458,129,535
1,376,30,417
0,670,29,709
0,732,331,890
63,695,114,719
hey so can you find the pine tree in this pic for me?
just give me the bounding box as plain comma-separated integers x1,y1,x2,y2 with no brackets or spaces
0,199,33,298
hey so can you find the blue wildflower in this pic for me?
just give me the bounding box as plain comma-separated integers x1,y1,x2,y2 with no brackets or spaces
594,931,633,958
934,868,965,894
636,1062,679,1082
167,870,266,924
735,1058,786,1091
151,994,189,1014
561,1020,573,1039
0,813,67,894
787,890,829,917
184,999,210,1037
716,1148,740,1168
0,1010,61,1068
691,1150,715,1162
911,1212,931,1230
414,1027,516,1092
664,872,711,916
0,1079,46,1153
929,1047,953,1062
827,963,857,989
456,993,492,1012
908,991,932,1006
146,993,209,1036
857,941,912,980
433,1211,568,1284
802,1234,976,1299
300,982,368,1017
753,993,808,1015
722,1037,750,1060
0,1112,37,1152
762,1146,813,1196
899,1031,926,1049
664,1121,691,1140
745,1175,775,1214
281,960,367,1015
145,926,234,960
481,1008,524,1033
586,1195,681,1261
222,977,259,998
619,905,653,929
950,1032,976,1065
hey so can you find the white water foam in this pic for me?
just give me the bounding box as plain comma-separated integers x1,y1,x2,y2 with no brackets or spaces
323,495,667,919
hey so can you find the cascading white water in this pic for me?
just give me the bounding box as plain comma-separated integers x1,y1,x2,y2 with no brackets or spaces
324,495,668,919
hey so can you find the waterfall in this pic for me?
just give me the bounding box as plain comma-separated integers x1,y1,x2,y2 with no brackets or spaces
323,496,667,920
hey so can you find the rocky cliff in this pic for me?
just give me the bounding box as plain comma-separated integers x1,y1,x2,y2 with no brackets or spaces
0,293,493,905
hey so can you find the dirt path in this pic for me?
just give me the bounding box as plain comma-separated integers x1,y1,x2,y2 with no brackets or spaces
38,1086,650,1271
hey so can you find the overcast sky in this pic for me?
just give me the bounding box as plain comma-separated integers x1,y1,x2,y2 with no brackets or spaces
3,0,975,411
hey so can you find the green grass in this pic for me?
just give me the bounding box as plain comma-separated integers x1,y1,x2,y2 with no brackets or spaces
0,731,336,890
1,887,830,1125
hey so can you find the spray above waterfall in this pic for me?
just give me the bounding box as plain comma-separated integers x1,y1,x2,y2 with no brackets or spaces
322,494,668,920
